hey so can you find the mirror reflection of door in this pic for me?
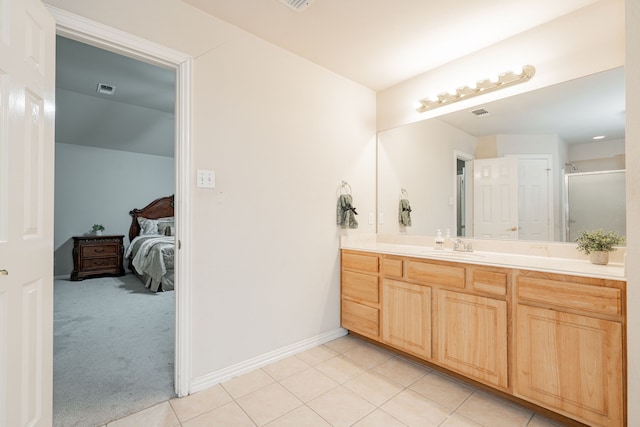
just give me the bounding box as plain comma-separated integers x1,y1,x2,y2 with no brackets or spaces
511,155,553,241
455,150,474,238
473,157,519,239
456,159,466,236
473,156,553,240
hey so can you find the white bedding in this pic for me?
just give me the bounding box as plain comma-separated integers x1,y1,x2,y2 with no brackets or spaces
126,235,175,292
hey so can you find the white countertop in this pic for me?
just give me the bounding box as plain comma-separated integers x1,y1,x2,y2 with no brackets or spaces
341,238,626,281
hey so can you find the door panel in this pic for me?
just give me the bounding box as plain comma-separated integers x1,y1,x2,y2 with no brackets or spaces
0,0,55,426
516,157,551,241
473,157,518,239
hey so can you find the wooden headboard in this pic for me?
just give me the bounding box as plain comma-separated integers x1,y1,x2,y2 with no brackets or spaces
128,195,175,242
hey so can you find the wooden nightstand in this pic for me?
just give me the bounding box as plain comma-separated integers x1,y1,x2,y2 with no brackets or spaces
70,235,125,281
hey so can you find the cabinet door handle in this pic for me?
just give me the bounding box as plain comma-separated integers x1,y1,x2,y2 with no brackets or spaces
0,269,8,275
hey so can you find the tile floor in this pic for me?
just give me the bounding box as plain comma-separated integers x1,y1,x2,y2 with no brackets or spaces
103,334,568,427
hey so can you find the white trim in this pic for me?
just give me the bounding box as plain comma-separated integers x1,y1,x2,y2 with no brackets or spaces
46,6,193,398
190,328,348,393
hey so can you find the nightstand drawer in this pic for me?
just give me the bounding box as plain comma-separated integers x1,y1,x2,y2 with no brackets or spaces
81,257,118,271
81,244,119,258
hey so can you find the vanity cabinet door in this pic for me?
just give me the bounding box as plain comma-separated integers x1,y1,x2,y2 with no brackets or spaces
515,304,623,427
382,279,431,359
437,290,508,389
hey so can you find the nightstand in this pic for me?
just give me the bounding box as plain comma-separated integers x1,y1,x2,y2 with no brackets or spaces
70,235,125,281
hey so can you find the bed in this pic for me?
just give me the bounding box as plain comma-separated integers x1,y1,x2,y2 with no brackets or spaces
124,195,175,292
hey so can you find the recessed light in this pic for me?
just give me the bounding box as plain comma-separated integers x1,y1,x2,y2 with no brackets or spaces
593,135,605,140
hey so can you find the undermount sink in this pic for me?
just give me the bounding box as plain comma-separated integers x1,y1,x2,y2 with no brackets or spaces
418,249,483,258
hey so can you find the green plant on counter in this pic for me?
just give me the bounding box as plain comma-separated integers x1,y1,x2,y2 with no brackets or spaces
575,229,624,255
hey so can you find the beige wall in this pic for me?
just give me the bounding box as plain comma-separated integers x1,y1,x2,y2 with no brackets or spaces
44,0,377,381
626,0,639,424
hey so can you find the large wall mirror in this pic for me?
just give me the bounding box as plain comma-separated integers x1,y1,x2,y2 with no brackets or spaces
377,66,625,243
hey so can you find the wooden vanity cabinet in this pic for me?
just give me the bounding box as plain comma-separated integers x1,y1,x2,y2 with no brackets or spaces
382,279,432,359
340,250,380,339
437,290,508,389
514,271,625,427
381,257,508,381
435,264,510,389
340,250,626,427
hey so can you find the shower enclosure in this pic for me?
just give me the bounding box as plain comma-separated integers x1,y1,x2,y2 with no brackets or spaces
565,169,626,242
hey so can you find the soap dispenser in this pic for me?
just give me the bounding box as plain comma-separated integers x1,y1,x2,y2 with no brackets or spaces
445,228,452,249
435,229,445,250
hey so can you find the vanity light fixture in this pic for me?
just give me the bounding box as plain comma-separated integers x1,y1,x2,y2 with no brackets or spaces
415,65,536,113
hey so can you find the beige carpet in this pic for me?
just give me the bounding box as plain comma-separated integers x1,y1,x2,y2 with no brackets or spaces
53,274,175,427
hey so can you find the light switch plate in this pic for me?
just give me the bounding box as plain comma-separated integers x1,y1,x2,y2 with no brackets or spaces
196,169,215,188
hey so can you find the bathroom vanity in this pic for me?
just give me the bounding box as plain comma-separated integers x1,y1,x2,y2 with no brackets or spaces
340,239,625,427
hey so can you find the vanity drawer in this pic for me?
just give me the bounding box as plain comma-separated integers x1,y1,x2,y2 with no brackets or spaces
342,251,379,274
469,267,508,296
342,299,379,338
382,257,404,278
406,259,465,289
517,274,622,317
342,270,379,304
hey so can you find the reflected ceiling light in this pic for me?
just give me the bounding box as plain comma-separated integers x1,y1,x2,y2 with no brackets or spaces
593,135,605,140
415,65,536,113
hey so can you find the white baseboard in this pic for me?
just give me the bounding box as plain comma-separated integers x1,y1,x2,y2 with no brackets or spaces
190,327,347,394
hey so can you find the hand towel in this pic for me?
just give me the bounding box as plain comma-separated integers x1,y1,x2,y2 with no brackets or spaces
399,198,412,226
337,194,358,229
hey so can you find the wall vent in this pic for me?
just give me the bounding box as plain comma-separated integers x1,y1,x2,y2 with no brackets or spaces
279,0,314,12
96,83,116,95
471,108,490,117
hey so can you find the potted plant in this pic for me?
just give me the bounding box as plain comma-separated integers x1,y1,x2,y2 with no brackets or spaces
91,224,105,236
575,229,624,265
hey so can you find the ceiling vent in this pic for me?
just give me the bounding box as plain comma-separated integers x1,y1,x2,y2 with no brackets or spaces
471,108,490,117
279,0,314,12
96,83,116,95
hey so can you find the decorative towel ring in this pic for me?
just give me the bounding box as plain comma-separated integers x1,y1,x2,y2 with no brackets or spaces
401,188,409,198
340,180,352,195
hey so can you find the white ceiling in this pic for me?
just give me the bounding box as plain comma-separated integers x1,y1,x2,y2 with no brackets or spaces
183,0,598,91
54,0,623,157
55,36,175,157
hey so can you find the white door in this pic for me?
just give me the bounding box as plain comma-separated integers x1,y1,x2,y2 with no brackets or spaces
515,156,552,241
473,157,518,239
0,0,55,425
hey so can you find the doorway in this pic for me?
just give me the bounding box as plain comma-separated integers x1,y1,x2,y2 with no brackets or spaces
53,35,177,425
48,3,193,420
454,150,474,238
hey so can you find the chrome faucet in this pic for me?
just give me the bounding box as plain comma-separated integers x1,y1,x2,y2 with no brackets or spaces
453,239,473,252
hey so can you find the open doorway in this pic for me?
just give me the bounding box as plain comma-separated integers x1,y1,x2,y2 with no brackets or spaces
52,35,177,426
454,150,474,238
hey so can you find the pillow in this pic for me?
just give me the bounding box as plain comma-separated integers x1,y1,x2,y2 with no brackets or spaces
137,217,159,235
157,217,175,235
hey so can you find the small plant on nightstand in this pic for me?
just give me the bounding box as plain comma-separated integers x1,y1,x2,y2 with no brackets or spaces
91,224,105,236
